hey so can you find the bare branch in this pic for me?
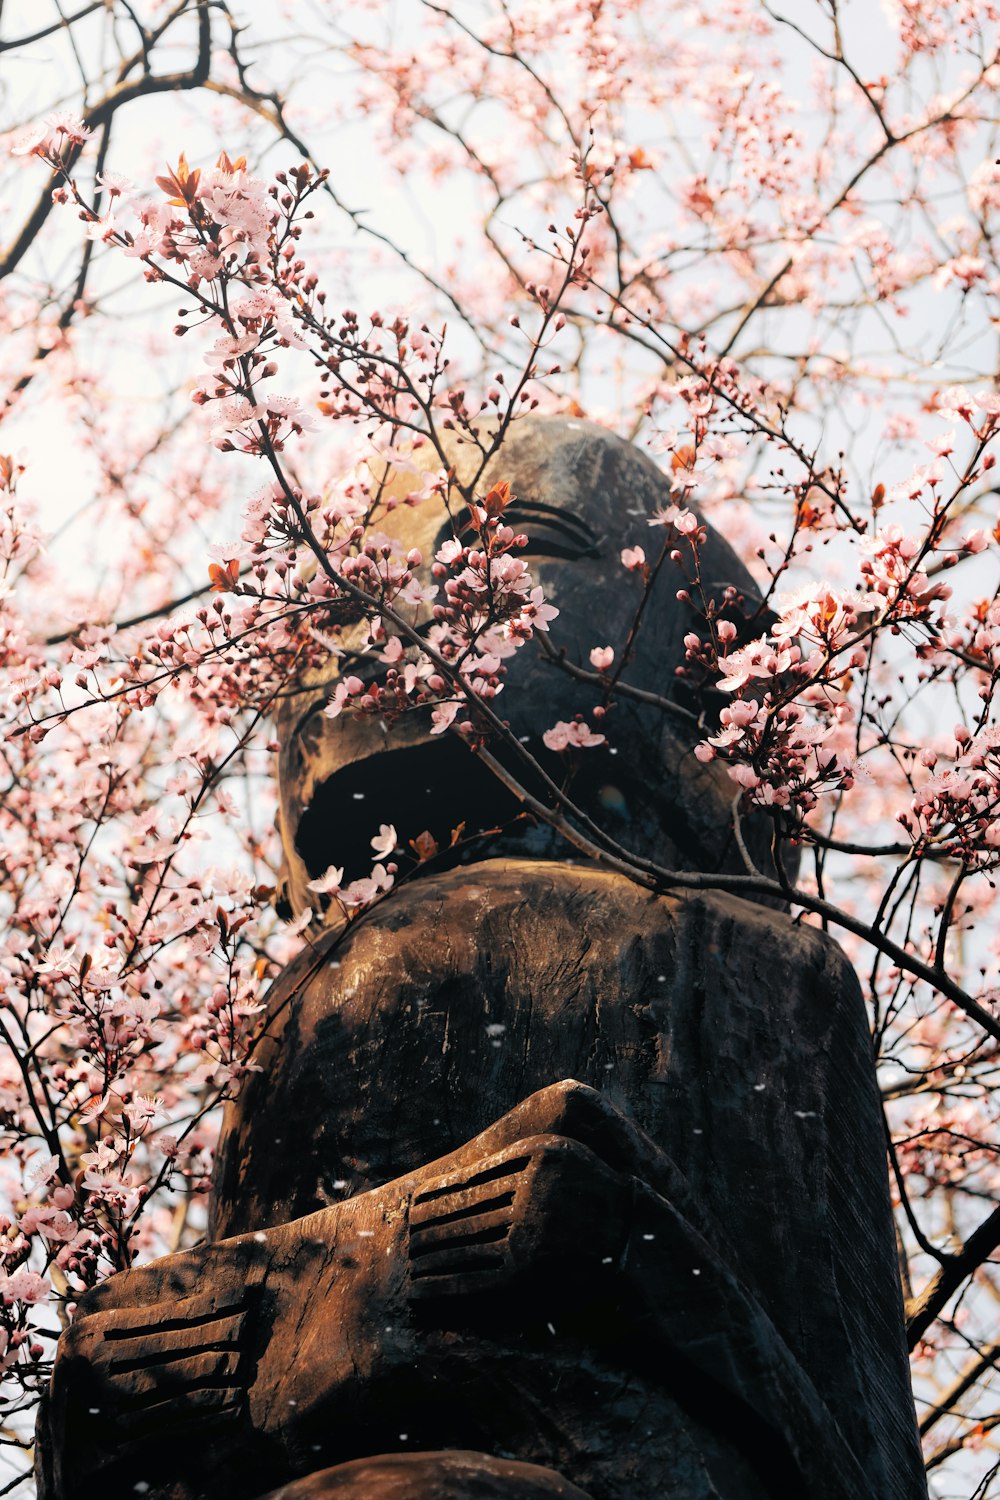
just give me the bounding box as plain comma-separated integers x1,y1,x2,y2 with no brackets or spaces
907,1204,1000,1348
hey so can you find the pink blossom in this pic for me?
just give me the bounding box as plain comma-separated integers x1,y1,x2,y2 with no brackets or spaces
339,863,394,909
648,504,699,533
430,701,460,735
934,254,986,291
10,113,93,160
96,170,133,198
716,640,794,693
307,866,344,896
0,1269,49,1306
543,719,606,751
513,586,558,633
961,529,989,554
123,1095,160,1132
370,824,397,858
19,1207,74,1243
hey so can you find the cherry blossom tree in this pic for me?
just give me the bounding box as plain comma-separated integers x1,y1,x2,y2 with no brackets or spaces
0,1,999,1493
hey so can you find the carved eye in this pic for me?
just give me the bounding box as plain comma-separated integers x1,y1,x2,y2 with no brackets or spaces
436,499,602,562
505,499,602,561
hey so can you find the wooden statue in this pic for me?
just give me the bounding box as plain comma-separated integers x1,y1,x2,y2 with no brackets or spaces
36,420,927,1500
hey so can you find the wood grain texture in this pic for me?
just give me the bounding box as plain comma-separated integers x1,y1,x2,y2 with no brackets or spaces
257,1451,594,1499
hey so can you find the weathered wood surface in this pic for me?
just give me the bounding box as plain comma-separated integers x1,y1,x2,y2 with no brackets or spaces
258,1451,594,1499
211,863,925,1500
40,866,926,1500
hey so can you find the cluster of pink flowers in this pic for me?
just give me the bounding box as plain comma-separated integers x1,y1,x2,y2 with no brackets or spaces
902,726,1000,869
859,525,952,621
542,718,606,751
306,824,400,918
323,486,558,742
9,111,93,162
690,563,945,819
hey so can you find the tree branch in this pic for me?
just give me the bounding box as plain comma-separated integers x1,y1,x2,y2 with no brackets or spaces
906,1204,1000,1348
0,2,103,53
0,0,211,283
919,1340,1000,1436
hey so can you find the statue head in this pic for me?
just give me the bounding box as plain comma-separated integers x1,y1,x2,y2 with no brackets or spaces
274,417,774,920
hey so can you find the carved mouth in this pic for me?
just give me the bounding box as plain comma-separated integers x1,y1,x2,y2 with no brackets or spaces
293,734,637,892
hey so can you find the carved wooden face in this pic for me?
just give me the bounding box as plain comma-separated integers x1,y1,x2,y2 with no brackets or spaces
273,417,769,919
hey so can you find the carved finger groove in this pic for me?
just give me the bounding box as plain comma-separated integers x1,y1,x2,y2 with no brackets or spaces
409,1221,512,1261
409,1189,515,1229
108,1341,243,1377
413,1154,531,1205
101,1300,248,1342
410,1249,507,1281
113,1386,245,1438
115,1371,246,1415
